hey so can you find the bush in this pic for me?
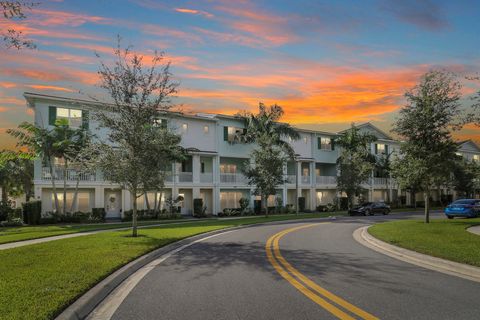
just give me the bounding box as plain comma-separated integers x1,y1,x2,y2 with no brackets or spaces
193,198,206,217
298,197,306,212
0,218,23,227
253,200,262,215
91,208,106,222
22,201,42,225
219,208,242,217
239,197,250,215
316,205,327,212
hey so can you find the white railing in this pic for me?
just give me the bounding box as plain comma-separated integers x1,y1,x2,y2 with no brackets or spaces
220,173,248,184
316,175,337,185
200,173,213,183
41,166,96,181
164,173,173,182
373,177,388,186
178,172,193,182
286,175,296,184
301,175,310,184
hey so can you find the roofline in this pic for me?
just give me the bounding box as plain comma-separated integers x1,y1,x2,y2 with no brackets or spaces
337,122,394,140
457,139,480,152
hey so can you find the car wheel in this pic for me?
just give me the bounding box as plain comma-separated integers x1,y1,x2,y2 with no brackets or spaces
447,215,453,220
382,210,389,215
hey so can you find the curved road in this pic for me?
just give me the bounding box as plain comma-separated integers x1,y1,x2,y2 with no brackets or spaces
94,213,480,320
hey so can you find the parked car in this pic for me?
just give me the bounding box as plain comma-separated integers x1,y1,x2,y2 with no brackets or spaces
349,202,391,216
444,199,480,219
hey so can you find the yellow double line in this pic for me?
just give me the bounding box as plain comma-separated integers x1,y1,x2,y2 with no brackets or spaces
265,223,379,320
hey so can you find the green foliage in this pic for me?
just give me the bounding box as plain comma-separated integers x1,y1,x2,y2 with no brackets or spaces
298,196,306,212
451,159,480,198
335,124,377,209
22,200,41,225
91,208,106,222
392,70,464,222
193,198,206,217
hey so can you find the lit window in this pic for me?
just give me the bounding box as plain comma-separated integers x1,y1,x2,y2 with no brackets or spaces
182,123,188,132
456,152,462,157
55,107,84,128
319,137,332,150
224,126,245,142
204,125,209,134
474,155,479,162
303,136,308,144
376,144,386,154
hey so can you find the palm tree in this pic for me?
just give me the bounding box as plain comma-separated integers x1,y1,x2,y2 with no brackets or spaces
8,122,61,212
335,124,377,210
239,103,300,216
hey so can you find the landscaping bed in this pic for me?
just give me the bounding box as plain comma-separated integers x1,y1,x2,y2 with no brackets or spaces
0,213,342,320
369,218,480,267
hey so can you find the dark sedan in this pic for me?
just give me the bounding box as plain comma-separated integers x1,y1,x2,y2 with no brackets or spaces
349,202,391,216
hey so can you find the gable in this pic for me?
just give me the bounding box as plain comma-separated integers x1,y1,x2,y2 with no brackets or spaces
458,140,480,153
339,123,393,140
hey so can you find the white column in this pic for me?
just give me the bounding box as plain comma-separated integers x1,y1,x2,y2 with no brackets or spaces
122,189,131,211
94,186,104,208
282,162,288,206
213,186,220,215
310,188,316,211
192,187,200,200
192,154,201,183
213,155,220,183
297,161,302,186
310,162,315,187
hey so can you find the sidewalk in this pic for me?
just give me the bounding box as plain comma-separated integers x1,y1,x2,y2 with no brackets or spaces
467,225,480,235
354,225,480,283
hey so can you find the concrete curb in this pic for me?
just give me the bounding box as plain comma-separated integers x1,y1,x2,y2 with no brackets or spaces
56,216,341,320
467,225,480,236
353,226,480,283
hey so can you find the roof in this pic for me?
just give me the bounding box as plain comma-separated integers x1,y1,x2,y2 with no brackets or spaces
338,122,394,140
457,139,480,152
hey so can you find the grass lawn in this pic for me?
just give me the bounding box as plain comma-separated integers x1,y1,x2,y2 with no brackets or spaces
0,212,341,320
369,217,480,267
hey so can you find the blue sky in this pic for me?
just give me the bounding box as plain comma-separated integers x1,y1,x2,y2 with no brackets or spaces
0,0,479,147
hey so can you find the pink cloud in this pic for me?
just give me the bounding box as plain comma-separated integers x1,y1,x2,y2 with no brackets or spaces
175,8,214,18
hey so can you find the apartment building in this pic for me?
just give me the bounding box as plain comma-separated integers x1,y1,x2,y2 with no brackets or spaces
24,92,480,218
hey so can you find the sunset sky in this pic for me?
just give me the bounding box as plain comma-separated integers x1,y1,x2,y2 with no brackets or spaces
0,0,479,148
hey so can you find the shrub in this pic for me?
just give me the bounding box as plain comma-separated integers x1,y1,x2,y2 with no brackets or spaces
239,197,250,215
298,197,306,212
193,198,206,217
0,200,13,222
0,218,23,227
91,208,106,222
316,205,327,212
22,201,42,225
253,200,262,215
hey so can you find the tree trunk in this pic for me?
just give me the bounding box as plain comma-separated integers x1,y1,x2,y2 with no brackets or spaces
49,157,60,213
145,192,151,211
132,190,138,237
155,190,163,218
63,158,68,214
424,191,430,224
153,191,158,216
70,177,80,214
262,195,268,218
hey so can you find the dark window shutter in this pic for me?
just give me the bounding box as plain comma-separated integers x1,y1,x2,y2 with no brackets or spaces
318,137,321,149
331,138,335,150
223,126,228,141
161,119,168,129
375,144,378,154
82,110,89,129
385,144,389,154
48,106,57,126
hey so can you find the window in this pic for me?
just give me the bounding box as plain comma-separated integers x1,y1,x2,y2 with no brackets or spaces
303,136,308,144
204,125,209,134
201,162,205,173
49,106,86,128
220,191,244,209
375,143,386,154
154,118,167,128
182,123,188,132
52,191,90,212
220,164,237,174
456,152,462,157
223,126,245,142
316,192,324,205
474,155,479,162
318,137,332,150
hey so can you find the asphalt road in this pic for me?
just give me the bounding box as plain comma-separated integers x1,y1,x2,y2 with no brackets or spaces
109,212,480,320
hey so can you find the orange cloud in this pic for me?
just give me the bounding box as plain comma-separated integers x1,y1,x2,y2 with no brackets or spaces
0,82,17,88
26,84,75,92
175,8,214,18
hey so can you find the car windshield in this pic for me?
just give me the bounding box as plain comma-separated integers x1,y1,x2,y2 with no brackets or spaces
452,200,475,205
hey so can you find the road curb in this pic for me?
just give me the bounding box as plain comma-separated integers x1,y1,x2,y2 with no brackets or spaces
56,216,341,320
353,226,480,283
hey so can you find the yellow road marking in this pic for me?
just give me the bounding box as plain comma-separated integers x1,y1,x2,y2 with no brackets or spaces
266,223,379,320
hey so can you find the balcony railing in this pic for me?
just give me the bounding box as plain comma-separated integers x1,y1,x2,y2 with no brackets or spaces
286,175,296,184
41,166,96,181
316,175,337,185
220,173,248,184
200,173,213,183
178,172,193,182
301,175,311,184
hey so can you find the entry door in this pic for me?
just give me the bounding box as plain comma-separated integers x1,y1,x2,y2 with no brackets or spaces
105,192,121,218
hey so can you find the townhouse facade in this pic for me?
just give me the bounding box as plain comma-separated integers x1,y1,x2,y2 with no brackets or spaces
25,92,480,218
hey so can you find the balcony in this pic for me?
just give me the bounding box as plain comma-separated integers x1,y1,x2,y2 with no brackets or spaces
372,177,396,187
316,175,337,185
286,175,296,184
220,173,248,185
301,175,311,185
200,173,213,183
41,166,96,181
178,172,193,183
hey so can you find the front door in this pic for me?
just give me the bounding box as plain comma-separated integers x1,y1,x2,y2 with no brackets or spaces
105,191,121,218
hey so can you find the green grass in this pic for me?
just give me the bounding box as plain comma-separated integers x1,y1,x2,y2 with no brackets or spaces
0,219,197,245
0,212,341,320
369,218,480,267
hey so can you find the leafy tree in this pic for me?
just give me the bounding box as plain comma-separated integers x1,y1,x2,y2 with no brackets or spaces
375,150,394,203
335,124,377,210
1,1,38,49
393,70,463,223
0,150,33,203
452,158,480,198
240,103,299,216
94,39,179,237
